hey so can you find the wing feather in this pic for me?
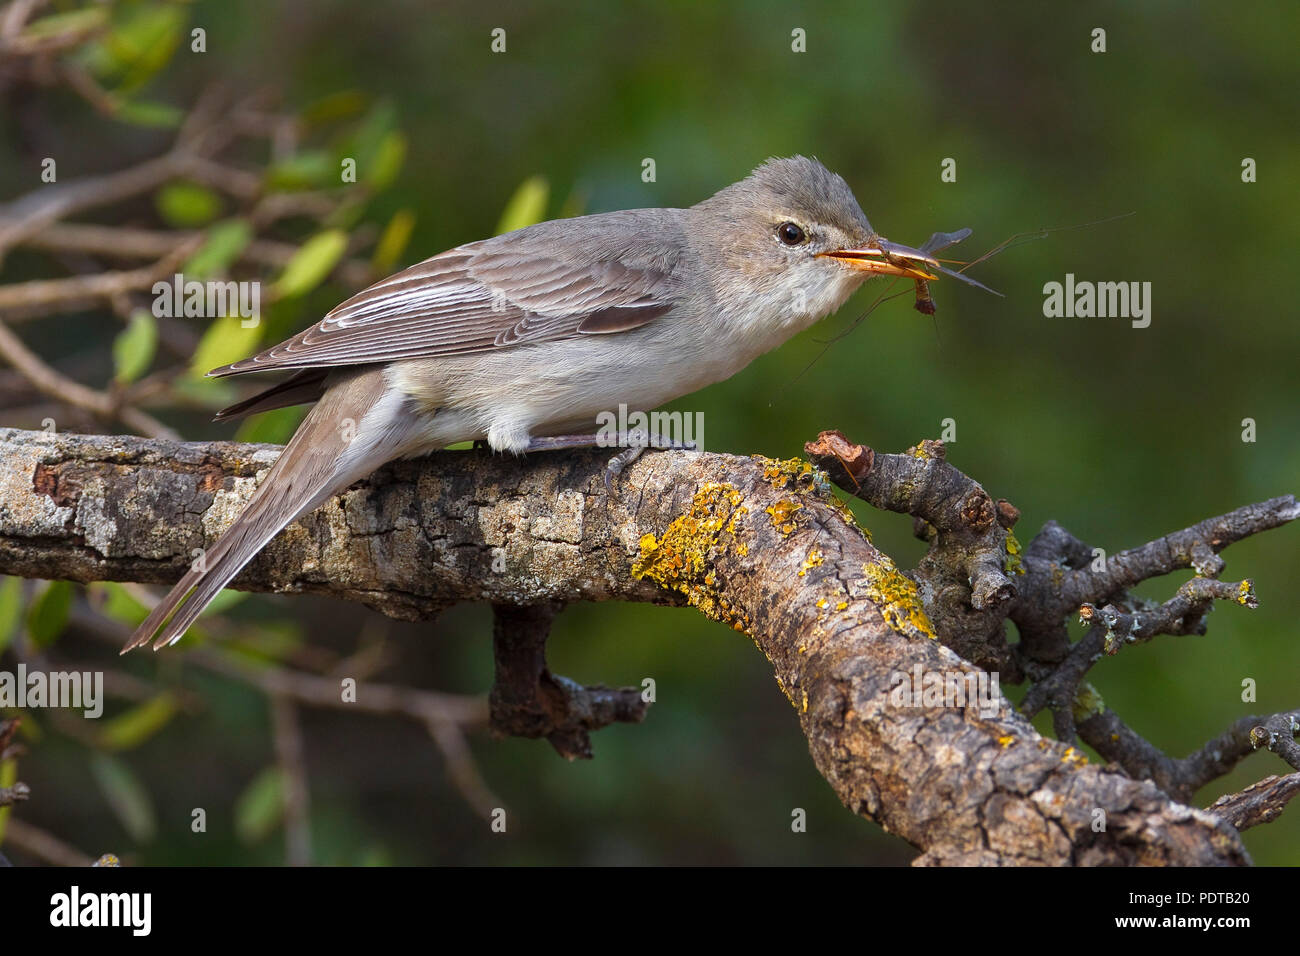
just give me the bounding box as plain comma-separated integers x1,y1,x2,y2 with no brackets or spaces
210,216,682,378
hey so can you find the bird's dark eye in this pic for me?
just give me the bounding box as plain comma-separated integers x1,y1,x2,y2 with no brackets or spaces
777,221,806,245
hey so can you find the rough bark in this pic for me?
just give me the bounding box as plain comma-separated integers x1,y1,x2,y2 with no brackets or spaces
0,426,1269,864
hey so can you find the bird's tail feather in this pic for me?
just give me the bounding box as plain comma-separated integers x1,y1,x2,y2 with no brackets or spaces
122,367,402,652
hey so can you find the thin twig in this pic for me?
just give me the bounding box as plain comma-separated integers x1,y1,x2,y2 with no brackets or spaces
270,694,312,866
425,718,502,821
7,220,374,289
0,238,200,317
0,313,178,439
1,817,94,866
1207,774,1300,831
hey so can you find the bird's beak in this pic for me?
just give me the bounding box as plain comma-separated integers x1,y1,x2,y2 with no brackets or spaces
822,238,940,280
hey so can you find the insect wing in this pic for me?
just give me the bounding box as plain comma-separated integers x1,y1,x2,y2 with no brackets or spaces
919,228,972,256
933,262,1003,296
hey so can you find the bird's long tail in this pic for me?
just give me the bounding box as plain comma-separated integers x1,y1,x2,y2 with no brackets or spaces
122,366,407,652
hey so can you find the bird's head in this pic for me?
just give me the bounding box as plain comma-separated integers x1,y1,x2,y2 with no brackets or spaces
691,155,939,331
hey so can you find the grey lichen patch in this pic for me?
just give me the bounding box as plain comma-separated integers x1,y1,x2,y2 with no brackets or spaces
529,540,587,584
476,498,530,548
201,473,265,538
529,489,585,544
75,476,126,556
0,442,75,536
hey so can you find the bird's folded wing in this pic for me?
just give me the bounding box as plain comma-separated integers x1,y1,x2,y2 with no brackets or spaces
209,238,677,377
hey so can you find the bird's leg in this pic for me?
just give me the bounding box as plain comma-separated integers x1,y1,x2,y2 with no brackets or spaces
521,431,697,493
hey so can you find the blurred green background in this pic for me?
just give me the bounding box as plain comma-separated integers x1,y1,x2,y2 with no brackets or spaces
1,0,1297,865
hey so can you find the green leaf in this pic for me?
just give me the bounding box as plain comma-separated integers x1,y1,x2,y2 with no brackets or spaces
189,314,264,378
301,90,367,127
271,230,348,299
0,576,22,654
559,188,588,220
87,4,184,94
364,130,406,190
235,767,285,845
345,101,398,171
100,693,179,752
222,620,303,668
21,7,109,41
156,181,223,228
183,219,253,280
112,310,158,384
234,405,307,445
371,209,415,274
89,582,149,628
171,374,236,408
265,151,335,191
27,580,72,647
201,589,248,617
114,98,184,128
90,753,157,843
495,176,549,235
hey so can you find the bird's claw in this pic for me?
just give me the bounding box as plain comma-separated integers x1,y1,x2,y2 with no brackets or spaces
603,433,697,496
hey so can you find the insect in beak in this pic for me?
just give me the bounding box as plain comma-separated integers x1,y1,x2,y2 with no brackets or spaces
825,229,1003,314
822,239,941,281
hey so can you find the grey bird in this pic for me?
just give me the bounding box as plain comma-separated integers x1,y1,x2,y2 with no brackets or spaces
123,155,980,652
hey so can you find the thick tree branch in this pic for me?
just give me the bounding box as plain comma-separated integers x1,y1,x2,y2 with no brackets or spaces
0,426,1289,865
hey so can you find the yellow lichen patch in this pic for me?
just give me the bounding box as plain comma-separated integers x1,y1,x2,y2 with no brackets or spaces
815,598,828,609
801,690,809,713
1071,682,1106,723
758,456,816,490
908,443,931,460
1004,532,1025,576
766,498,802,535
1237,580,1255,606
998,735,1016,748
758,454,873,542
861,557,937,641
1061,747,1088,767
798,547,824,577
632,482,752,633
835,601,848,611
828,493,871,540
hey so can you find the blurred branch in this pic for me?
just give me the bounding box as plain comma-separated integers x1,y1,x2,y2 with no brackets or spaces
1,817,93,866
190,646,486,729
270,695,311,866
0,239,199,319
10,221,374,291
424,717,501,822
0,314,178,438
2,427,1294,864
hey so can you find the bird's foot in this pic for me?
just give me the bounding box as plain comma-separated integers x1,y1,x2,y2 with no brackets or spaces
603,430,696,495
518,431,695,495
